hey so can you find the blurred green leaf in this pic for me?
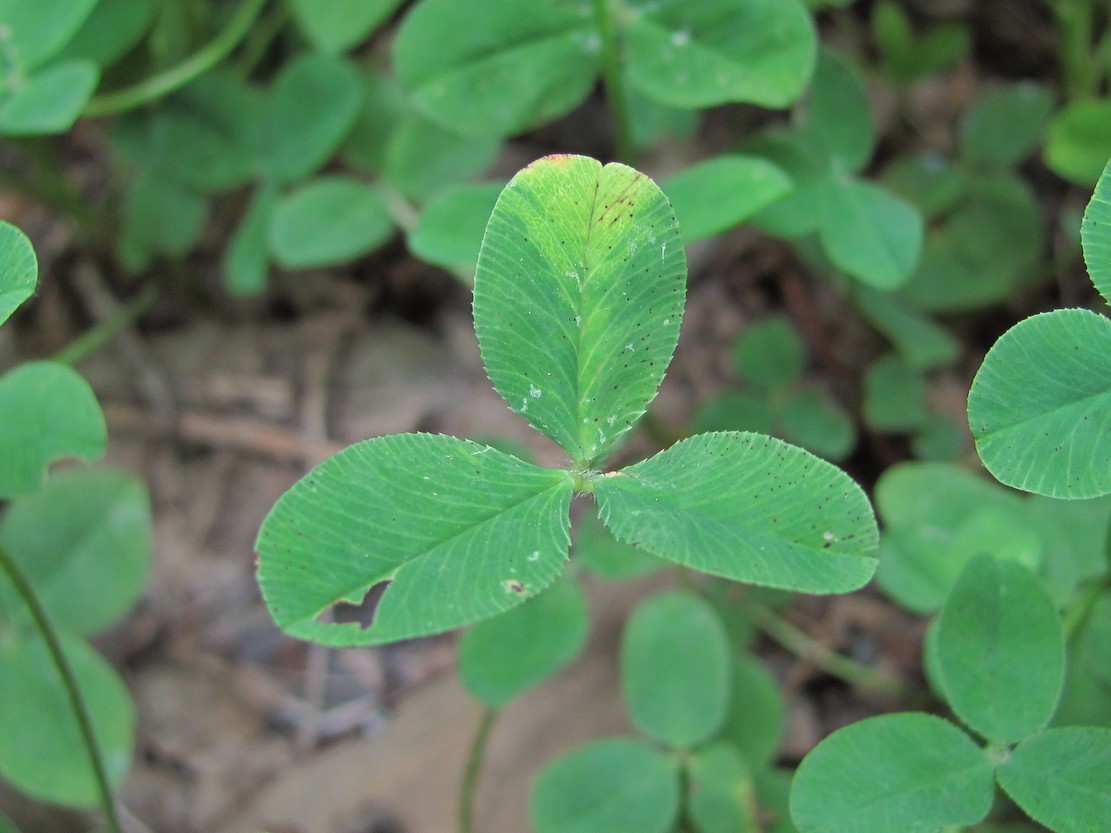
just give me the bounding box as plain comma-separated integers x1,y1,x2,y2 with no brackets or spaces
0,469,151,636
117,169,207,270
408,182,502,273
395,0,599,137
801,50,873,174
0,630,133,808
1045,99,1111,185
624,0,816,109
267,54,361,184
529,737,681,833
720,651,784,767
381,114,499,202
662,155,792,243
732,316,805,389
572,512,665,581
0,60,99,135
997,727,1111,833
0,0,99,70
224,182,277,296
56,0,156,67
790,712,994,833
686,743,759,833
288,0,403,54
268,176,393,269
459,576,588,709
0,362,106,500
622,591,731,748
936,557,1064,743
781,390,854,461
960,82,1053,167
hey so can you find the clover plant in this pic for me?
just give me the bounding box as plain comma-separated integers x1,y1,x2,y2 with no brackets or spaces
255,155,881,829
0,221,151,831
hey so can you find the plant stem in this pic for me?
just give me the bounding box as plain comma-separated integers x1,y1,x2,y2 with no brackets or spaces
52,282,159,366
82,0,269,117
1062,576,1111,640
737,595,906,698
0,544,121,833
459,707,499,833
593,0,635,164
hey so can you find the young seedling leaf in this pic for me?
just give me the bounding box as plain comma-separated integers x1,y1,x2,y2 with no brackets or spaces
820,178,923,289
256,434,573,646
686,742,759,833
801,50,874,174
661,155,792,243
459,575,588,709
224,182,277,296
693,391,775,436
594,433,879,593
474,155,685,465
1045,100,1111,185
789,712,995,833
288,0,403,54
342,72,406,174
0,60,99,135
529,737,681,833
0,469,151,636
0,221,37,328
409,182,504,274
266,54,362,184
0,362,106,499
997,727,1111,833
0,630,133,808
623,0,816,109
267,176,393,270
935,556,1064,743
968,308,1111,498
720,652,785,768
882,151,966,219
960,82,1053,168
1080,157,1111,307
621,591,731,748
394,0,599,137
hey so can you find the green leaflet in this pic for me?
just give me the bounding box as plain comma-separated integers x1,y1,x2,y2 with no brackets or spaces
409,182,504,273
789,712,995,833
0,221,37,328
623,0,816,109
594,433,879,594
459,575,588,709
1080,157,1111,306
968,309,1111,499
474,155,685,466
287,0,403,54
997,727,1111,833
530,737,681,833
0,469,152,637
621,592,731,747
0,630,134,808
686,743,759,833
256,434,573,646
1045,99,1111,185
935,556,1064,744
0,362,107,500
394,0,599,138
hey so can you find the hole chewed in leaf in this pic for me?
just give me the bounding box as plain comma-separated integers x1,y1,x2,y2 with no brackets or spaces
317,580,392,629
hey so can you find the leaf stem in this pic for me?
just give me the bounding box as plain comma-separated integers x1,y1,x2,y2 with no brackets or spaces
593,0,635,163
82,0,269,117
737,595,906,698
459,707,499,833
52,282,159,366
0,543,121,833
